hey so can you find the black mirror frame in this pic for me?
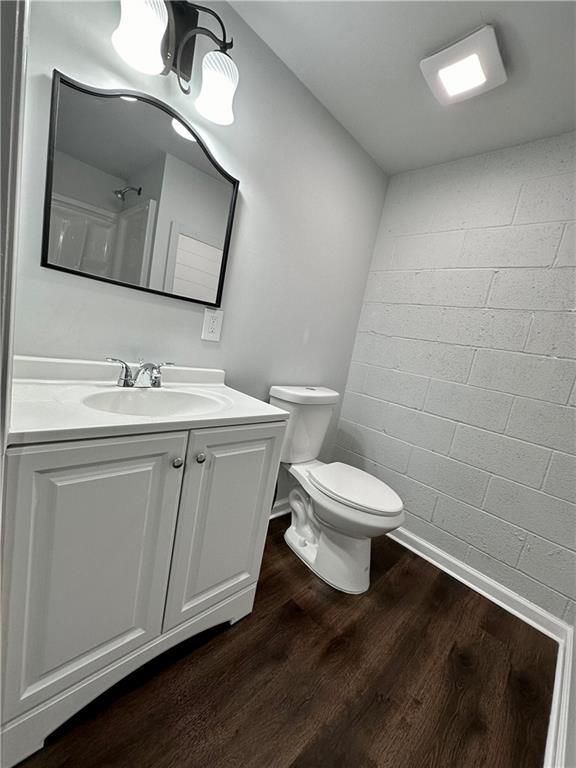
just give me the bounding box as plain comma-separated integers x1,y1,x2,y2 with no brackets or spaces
41,70,239,308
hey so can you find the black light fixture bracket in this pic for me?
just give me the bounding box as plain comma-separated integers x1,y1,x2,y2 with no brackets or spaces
161,1,234,94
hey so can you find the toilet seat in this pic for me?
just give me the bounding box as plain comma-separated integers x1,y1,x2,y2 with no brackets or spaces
307,462,403,516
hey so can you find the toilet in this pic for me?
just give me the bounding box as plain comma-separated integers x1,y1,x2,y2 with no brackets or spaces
269,385,405,594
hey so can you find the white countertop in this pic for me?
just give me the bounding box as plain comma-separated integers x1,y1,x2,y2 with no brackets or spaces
9,357,289,446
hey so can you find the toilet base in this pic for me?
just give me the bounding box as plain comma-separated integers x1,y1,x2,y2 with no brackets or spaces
284,524,371,594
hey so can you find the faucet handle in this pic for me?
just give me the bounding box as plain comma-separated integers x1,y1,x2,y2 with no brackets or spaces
144,362,175,388
105,357,133,388
151,362,175,388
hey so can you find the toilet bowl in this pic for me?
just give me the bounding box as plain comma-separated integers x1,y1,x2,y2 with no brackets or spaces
269,386,404,593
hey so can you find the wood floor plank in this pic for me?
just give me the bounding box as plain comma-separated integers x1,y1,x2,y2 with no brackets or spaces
19,518,557,768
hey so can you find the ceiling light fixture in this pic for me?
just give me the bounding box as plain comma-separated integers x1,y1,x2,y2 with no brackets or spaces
420,25,507,105
112,1,238,125
438,53,486,97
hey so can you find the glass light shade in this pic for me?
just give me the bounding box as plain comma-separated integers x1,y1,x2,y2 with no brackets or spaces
112,0,168,76
171,117,197,141
194,51,239,126
438,53,487,97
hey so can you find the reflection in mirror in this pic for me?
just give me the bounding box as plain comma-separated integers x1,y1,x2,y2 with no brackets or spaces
42,73,238,306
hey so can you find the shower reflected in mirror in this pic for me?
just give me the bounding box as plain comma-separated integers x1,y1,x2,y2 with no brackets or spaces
113,186,142,202
41,72,239,307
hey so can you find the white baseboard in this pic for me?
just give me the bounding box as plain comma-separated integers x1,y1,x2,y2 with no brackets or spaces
388,527,573,768
270,496,290,519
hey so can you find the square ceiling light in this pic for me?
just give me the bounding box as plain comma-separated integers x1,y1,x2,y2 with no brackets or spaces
420,25,507,105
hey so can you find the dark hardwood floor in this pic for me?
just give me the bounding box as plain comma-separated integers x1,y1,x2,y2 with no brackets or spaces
20,518,558,768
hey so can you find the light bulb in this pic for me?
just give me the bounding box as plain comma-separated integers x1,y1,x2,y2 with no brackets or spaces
194,51,239,126
112,0,168,76
171,117,197,141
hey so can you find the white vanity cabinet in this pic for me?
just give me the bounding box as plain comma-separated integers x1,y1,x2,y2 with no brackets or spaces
163,423,285,630
2,419,285,767
2,432,188,721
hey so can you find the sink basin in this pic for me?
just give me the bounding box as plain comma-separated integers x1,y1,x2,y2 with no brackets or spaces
83,389,228,417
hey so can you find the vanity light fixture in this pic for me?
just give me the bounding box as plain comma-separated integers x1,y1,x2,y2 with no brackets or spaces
171,117,197,141
112,0,238,125
420,25,507,105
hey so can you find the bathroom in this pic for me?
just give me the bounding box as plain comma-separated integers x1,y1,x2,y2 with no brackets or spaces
1,0,574,766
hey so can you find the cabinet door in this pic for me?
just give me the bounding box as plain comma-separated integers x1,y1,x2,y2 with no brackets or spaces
2,432,187,720
163,422,284,631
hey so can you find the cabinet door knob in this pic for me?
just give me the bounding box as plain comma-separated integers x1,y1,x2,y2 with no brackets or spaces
196,453,207,464
171,457,184,469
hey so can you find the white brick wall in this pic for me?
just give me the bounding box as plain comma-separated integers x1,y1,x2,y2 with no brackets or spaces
336,132,576,622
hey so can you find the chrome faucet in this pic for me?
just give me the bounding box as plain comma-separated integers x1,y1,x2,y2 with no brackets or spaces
106,358,175,388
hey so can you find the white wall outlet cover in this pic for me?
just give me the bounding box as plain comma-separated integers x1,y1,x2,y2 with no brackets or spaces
201,308,224,342
420,26,507,105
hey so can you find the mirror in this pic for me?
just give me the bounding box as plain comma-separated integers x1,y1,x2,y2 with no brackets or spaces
41,72,238,307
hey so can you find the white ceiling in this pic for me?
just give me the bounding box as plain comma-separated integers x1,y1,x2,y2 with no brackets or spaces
233,1,576,173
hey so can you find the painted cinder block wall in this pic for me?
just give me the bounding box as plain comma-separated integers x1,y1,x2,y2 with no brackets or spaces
335,131,576,624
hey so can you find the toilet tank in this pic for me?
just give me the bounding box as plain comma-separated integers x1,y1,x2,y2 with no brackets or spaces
269,386,340,463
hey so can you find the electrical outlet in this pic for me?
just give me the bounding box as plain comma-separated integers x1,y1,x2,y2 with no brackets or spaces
201,308,223,342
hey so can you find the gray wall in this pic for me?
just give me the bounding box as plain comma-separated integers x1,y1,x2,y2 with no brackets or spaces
336,132,576,623
1,0,27,470
12,1,386,403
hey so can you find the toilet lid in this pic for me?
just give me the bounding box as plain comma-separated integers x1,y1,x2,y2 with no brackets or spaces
308,462,403,516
